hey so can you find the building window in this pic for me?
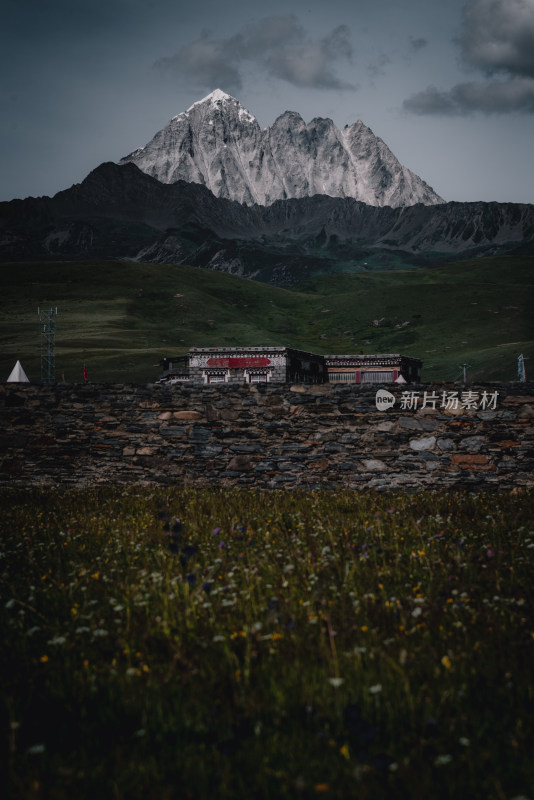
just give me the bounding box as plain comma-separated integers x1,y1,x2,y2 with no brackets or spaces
361,370,394,383
245,370,271,383
329,372,357,383
204,371,229,384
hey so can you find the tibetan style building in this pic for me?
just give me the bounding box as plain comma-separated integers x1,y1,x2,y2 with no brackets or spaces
325,353,422,384
157,348,422,385
189,347,327,384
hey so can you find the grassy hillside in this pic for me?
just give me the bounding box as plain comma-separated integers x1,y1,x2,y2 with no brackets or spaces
1,257,532,383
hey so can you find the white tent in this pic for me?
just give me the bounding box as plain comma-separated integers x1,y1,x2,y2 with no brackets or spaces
7,360,30,383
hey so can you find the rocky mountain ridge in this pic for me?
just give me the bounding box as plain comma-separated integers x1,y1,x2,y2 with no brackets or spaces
1,162,532,285
119,89,443,208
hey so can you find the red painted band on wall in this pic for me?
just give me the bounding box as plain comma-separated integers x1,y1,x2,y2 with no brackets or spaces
206,357,271,368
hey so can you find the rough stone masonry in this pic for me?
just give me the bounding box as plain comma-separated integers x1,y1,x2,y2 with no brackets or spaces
1,382,533,490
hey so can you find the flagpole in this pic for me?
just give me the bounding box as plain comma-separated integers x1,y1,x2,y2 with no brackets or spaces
518,354,526,382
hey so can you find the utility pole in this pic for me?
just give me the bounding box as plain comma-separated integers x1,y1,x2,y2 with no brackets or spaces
459,362,470,384
38,307,58,385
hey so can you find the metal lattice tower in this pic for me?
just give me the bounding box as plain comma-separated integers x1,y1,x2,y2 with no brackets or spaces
38,307,58,384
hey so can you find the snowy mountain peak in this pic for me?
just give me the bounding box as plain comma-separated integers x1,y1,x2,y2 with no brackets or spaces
119,92,444,207
187,88,236,111
180,89,257,126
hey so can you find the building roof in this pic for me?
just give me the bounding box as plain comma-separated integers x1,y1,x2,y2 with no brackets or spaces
324,353,422,363
189,346,323,358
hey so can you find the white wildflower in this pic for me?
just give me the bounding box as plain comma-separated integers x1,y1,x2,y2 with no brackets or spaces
48,636,67,646
329,677,344,688
27,744,46,755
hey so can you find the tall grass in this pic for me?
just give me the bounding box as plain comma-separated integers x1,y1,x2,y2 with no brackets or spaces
1,488,533,799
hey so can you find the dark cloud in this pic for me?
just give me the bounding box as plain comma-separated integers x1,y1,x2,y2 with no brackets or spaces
266,25,355,88
409,36,428,52
459,0,534,77
154,15,355,91
403,85,458,115
404,0,534,115
155,34,243,91
404,77,534,115
367,53,391,79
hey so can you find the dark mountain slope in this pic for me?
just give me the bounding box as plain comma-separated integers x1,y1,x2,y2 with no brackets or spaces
1,162,533,285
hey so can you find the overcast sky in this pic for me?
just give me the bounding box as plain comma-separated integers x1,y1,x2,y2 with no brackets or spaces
2,0,534,204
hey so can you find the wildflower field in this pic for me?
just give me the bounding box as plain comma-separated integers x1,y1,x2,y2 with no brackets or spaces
1,487,533,800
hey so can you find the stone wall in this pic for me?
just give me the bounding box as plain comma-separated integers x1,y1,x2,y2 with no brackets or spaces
1,382,533,490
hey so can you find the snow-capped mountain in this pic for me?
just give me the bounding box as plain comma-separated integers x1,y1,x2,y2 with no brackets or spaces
119,89,443,208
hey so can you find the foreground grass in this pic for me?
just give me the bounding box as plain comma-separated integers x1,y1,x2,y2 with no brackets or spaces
1,488,533,799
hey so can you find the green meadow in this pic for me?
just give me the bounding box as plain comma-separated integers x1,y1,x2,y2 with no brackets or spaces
1,256,532,384
2,488,533,799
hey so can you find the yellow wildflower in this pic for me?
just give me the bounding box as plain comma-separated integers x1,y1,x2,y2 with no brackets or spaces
340,744,350,760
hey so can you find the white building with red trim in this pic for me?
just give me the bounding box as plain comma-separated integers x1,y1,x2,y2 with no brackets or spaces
157,348,422,385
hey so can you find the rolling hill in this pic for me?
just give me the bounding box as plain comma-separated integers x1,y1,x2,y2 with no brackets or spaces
1,256,532,384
